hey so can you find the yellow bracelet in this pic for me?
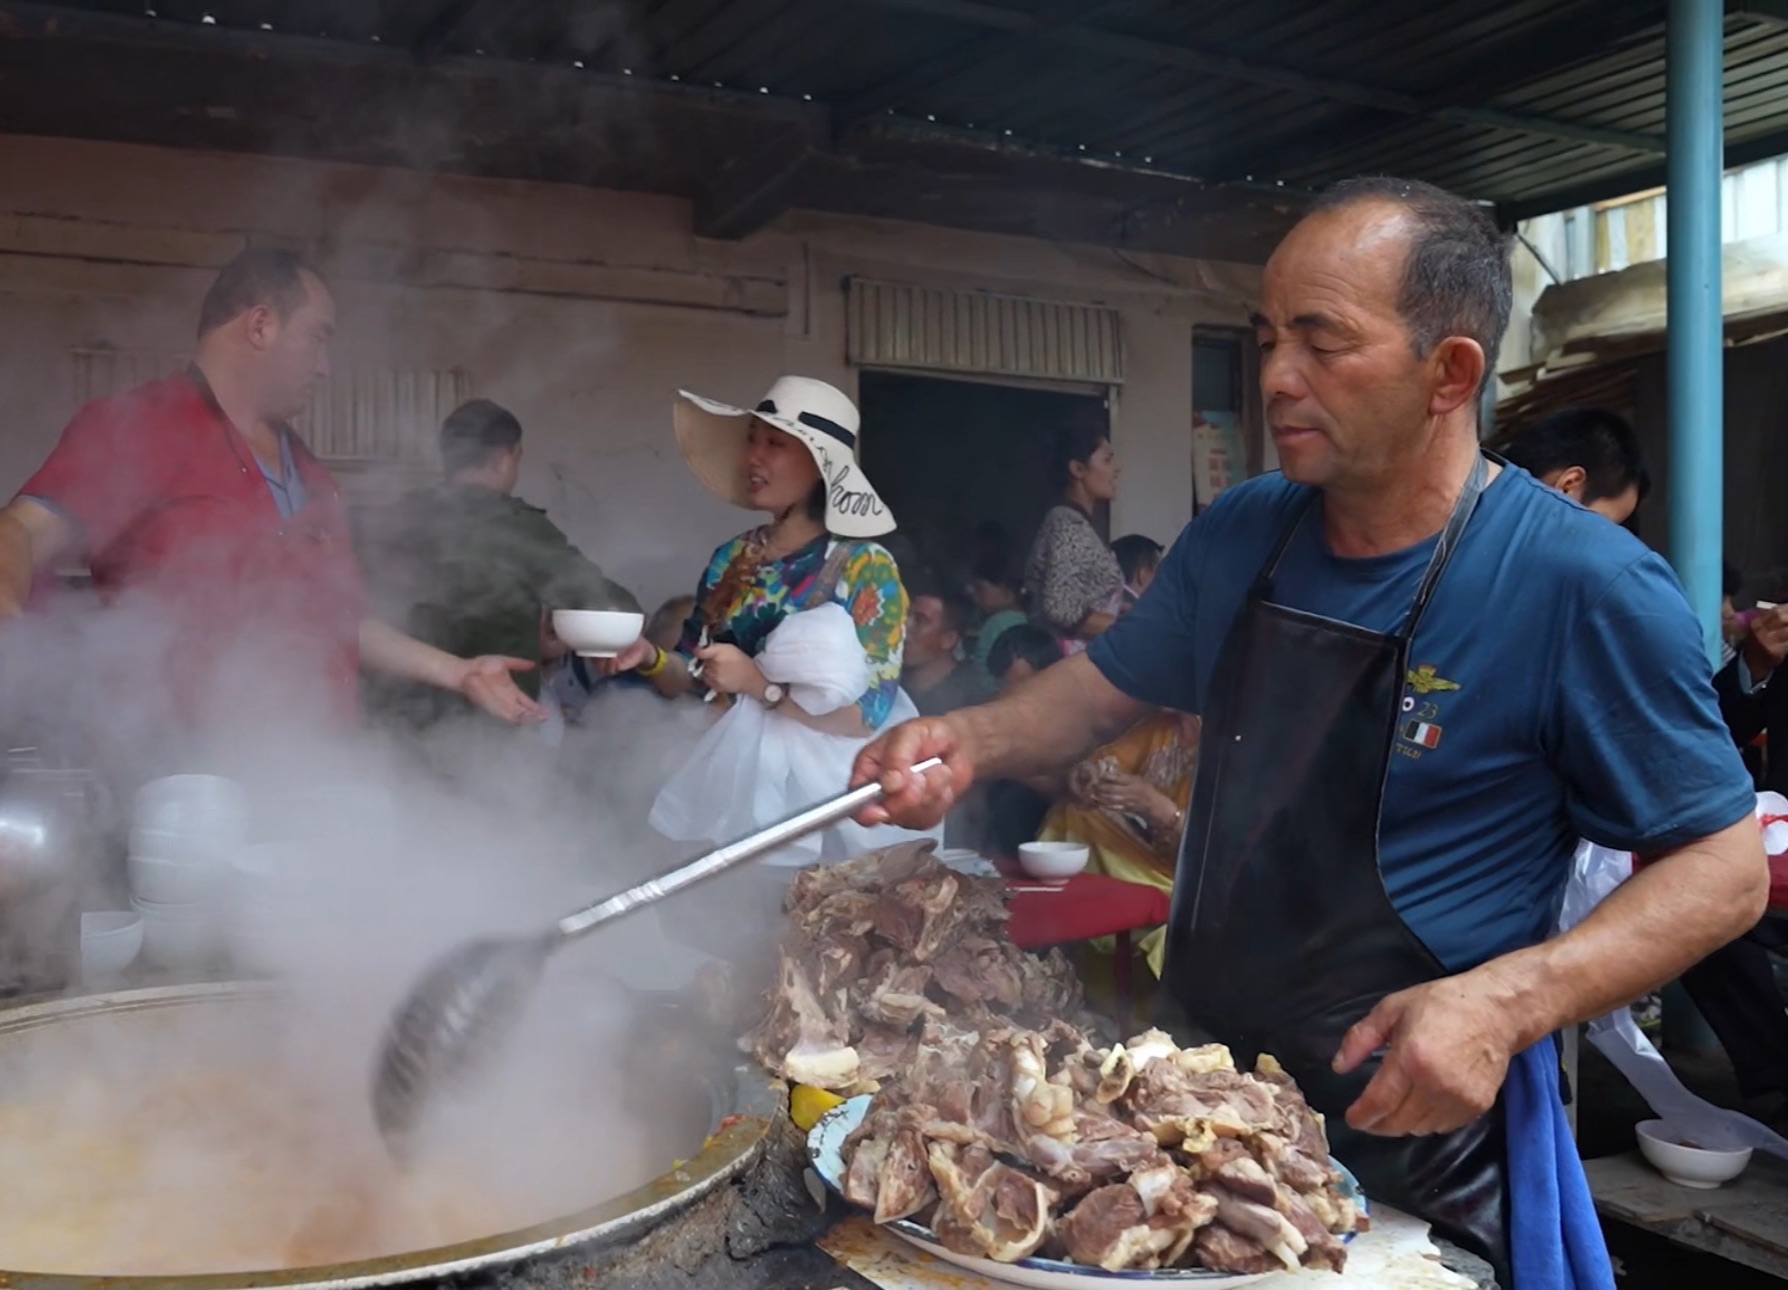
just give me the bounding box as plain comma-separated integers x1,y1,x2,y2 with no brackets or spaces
638,645,670,679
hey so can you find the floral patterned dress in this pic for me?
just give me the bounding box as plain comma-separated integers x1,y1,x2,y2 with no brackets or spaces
676,530,909,727
1025,504,1124,653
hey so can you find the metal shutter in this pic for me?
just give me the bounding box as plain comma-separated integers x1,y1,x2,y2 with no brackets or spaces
847,278,1123,386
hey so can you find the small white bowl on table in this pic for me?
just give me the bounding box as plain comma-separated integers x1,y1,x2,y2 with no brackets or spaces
133,773,250,840
551,609,645,659
1636,1119,1752,1188
126,851,231,904
1017,841,1090,881
227,843,306,977
79,911,143,982
130,894,227,969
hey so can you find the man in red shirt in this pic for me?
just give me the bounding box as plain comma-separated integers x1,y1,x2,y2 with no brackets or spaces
0,249,543,736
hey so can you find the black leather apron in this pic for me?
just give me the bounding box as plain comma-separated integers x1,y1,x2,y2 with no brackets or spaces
1161,453,1509,1284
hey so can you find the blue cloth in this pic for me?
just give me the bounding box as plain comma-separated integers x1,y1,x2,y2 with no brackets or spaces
1505,1041,1616,1290
1089,467,1755,972
258,430,307,520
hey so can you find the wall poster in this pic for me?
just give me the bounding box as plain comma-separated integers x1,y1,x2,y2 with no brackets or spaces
1192,410,1247,511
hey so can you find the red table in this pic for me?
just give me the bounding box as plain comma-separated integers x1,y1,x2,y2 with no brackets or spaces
995,859,1171,1030
1004,872,1171,952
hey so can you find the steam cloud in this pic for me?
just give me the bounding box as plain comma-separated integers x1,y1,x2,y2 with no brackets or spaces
0,574,731,1272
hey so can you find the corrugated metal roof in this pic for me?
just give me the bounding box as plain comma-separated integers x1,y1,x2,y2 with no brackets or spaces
9,0,1788,234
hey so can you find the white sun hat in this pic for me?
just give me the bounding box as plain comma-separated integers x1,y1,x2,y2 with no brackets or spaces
673,376,895,538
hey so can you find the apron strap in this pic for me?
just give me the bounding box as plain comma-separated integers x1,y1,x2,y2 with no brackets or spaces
1396,450,1490,641
1252,491,1319,593
1252,452,1492,641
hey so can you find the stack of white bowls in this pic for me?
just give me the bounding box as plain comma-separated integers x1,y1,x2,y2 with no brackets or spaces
128,774,249,969
228,841,305,978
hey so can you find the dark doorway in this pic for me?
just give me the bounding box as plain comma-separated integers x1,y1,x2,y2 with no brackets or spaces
857,370,1110,583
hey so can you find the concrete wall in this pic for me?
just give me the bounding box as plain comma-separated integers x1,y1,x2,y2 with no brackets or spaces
0,135,1260,608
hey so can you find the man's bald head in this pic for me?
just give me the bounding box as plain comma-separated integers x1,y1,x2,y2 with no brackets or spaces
1304,177,1512,395
1253,178,1511,492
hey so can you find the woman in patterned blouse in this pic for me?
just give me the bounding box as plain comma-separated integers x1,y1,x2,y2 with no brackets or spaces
1025,423,1125,653
607,377,908,736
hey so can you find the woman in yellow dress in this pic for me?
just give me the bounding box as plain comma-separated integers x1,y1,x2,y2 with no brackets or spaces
1037,710,1199,975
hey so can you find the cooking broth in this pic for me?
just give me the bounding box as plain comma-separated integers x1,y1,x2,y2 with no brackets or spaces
0,988,711,1276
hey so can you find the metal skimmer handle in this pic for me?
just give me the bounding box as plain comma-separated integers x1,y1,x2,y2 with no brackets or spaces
555,756,943,941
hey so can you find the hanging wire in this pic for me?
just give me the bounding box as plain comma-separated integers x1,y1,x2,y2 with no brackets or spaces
1515,229,1564,286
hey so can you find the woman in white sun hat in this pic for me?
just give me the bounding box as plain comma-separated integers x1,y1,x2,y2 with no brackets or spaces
608,376,907,716
606,378,935,954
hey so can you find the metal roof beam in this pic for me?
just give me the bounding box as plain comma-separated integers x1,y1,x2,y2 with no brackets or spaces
851,0,1666,155
1496,120,1788,224
693,127,823,240
410,0,497,57
1730,0,1788,28
834,0,1134,130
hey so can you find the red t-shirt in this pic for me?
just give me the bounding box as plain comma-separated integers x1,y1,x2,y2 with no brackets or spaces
19,372,367,729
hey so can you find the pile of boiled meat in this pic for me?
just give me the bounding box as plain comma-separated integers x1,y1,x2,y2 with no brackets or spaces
841,1024,1365,1274
743,842,1084,1092
743,843,1361,1274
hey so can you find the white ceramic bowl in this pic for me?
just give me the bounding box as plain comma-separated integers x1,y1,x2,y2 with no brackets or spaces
127,852,229,905
128,825,241,862
228,893,294,979
134,774,250,842
551,609,645,659
79,911,143,981
131,896,225,969
1636,1119,1752,1188
1017,841,1090,880
231,841,296,886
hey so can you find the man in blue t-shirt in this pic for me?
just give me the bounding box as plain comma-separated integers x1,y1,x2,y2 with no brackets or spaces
854,178,1767,1283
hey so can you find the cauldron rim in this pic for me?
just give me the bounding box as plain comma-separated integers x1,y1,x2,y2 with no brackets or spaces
0,980,783,1290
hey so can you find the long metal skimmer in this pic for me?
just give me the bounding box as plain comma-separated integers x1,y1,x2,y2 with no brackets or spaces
371,758,943,1154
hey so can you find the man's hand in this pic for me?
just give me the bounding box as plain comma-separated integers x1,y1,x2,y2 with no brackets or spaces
1331,973,1523,1137
456,656,547,725
0,501,74,622
1745,604,1788,679
850,717,973,829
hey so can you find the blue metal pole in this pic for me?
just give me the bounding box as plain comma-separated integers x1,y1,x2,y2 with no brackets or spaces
1665,0,1727,1057
1667,0,1725,669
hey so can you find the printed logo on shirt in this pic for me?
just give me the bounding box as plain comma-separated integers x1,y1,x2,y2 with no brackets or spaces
1401,717,1443,749
1405,664,1461,696
1396,664,1458,759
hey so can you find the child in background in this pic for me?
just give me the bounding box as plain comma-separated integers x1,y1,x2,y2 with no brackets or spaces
1111,534,1164,613
967,524,1030,674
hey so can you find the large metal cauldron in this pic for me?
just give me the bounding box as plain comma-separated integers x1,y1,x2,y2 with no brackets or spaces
0,982,792,1290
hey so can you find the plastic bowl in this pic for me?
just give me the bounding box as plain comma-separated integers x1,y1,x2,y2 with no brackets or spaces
551,609,645,659
231,841,300,886
131,896,225,969
1017,841,1090,880
227,890,298,979
128,852,230,905
129,824,242,861
133,774,250,839
1636,1119,1752,1188
79,911,144,981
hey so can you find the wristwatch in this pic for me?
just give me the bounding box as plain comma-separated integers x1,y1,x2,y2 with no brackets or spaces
762,682,787,708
